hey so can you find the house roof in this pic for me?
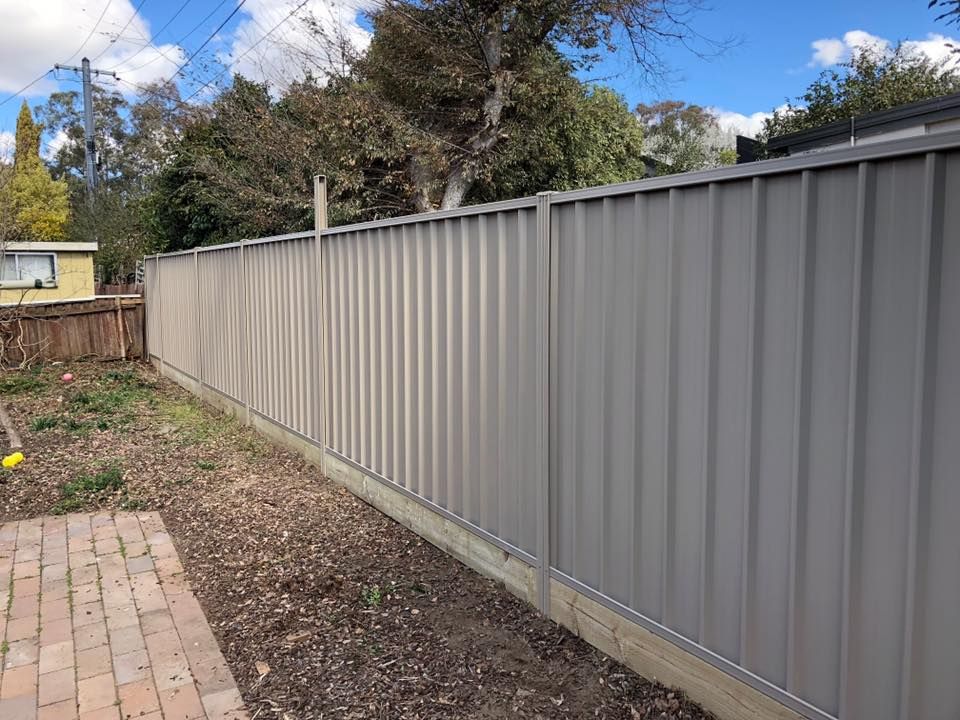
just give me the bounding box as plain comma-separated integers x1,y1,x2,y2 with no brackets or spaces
4,242,98,252
766,91,960,154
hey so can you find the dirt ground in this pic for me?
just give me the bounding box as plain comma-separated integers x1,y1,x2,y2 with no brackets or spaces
0,361,712,720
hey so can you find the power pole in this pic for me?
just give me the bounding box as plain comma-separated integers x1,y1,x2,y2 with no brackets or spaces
53,57,117,198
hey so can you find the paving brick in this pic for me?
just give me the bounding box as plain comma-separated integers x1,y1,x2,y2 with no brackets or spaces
112,650,150,686
41,581,70,602
77,673,115,714
14,562,42,581
14,577,41,598
69,566,99,588
4,639,40,669
108,626,145,657
40,598,71,623
117,678,160,719
37,667,75,707
158,683,205,720
39,619,73,646
0,693,37,720
70,584,101,608
72,603,105,629
6,512,246,720
137,610,174,636
68,552,97,571
104,605,139,633
40,564,68,586
6,615,40,642
75,646,112,682
0,663,38,699
74,622,108,652
9,595,39,620
78,704,120,720
37,697,77,720
125,556,153,576
199,688,244,720
38,641,74,675
129,575,165,613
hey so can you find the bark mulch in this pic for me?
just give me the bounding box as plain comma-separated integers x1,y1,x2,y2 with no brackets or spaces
0,361,713,720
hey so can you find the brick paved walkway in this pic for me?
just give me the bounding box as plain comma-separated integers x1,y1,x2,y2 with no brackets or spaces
0,513,247,720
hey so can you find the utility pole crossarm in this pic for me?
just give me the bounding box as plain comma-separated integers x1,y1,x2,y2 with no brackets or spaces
53,58,117,197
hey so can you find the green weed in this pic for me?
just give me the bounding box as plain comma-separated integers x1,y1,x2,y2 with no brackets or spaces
52,465,125,515
30,415,60,431
361,585,384,607
196,460,216,471
0,369,45,395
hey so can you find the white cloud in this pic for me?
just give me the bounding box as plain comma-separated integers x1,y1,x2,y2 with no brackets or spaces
0,130,14,163
709,105,789,138
0,0,187,98
220,0,375,92
807,29,957,68
42,128,70,161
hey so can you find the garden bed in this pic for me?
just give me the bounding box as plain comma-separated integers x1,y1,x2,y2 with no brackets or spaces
0,362,711,719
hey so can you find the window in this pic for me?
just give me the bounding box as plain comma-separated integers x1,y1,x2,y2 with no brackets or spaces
0,252,58,286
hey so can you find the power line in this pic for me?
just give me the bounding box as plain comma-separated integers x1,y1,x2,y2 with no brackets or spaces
104,0,194,71
63,0,115,65
0,70,53,108
89,0,150,63
165,0,248,86
117,0,230,75
183,0,308,102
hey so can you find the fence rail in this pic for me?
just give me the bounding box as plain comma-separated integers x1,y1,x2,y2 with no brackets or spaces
145,131,960,720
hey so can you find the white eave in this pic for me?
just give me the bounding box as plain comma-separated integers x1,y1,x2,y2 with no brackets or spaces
3,242,99,252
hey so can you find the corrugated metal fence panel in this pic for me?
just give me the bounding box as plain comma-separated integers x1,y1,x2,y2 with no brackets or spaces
156,253,199,378
144,257,160,358
245,236,322,442
549,148,960,720
197,247,246,401
322,206,541,556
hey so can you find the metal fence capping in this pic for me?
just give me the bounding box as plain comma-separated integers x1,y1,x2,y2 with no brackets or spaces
146,132,960,720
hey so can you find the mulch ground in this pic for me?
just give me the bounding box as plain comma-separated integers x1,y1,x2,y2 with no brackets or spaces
0,361,712,720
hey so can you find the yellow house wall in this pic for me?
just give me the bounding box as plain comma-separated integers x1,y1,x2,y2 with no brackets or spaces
0,251,95,305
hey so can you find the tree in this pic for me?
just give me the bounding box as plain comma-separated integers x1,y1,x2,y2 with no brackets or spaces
34,82,187,280
635,100,736,173
345,0,719,211
0,103,70,241
760,44,960,144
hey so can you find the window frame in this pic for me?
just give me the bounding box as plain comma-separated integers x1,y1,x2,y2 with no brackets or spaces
1,251,59,287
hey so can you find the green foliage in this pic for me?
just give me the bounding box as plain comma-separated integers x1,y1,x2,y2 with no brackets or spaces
34,83,186,280
0,369,46,394
0,103,70,241
196,460,216,471
761,45,960,146
52,465,125,514
361,585,384,607
636,100,736,173
30,415,60,431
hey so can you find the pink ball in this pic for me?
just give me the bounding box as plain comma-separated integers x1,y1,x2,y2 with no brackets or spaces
61,373,74,383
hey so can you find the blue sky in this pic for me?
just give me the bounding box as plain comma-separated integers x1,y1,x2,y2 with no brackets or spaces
0,0,957,152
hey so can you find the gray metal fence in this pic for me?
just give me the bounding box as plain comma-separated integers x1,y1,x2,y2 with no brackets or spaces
145,131,960,720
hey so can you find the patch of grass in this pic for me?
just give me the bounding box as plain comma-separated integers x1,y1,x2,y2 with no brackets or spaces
30,415,60,431
63,417,91,436
0,639,8,655
361,585,384,607
195,460,216,471
51,465,125,515
157,399,219,445
68,369,153,420
0,368,46,395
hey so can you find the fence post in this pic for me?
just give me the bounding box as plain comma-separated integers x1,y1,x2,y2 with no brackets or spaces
536,191,553,615
240,239,253,426
156,256,165,374
194,248,203,385
314,175,330,475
